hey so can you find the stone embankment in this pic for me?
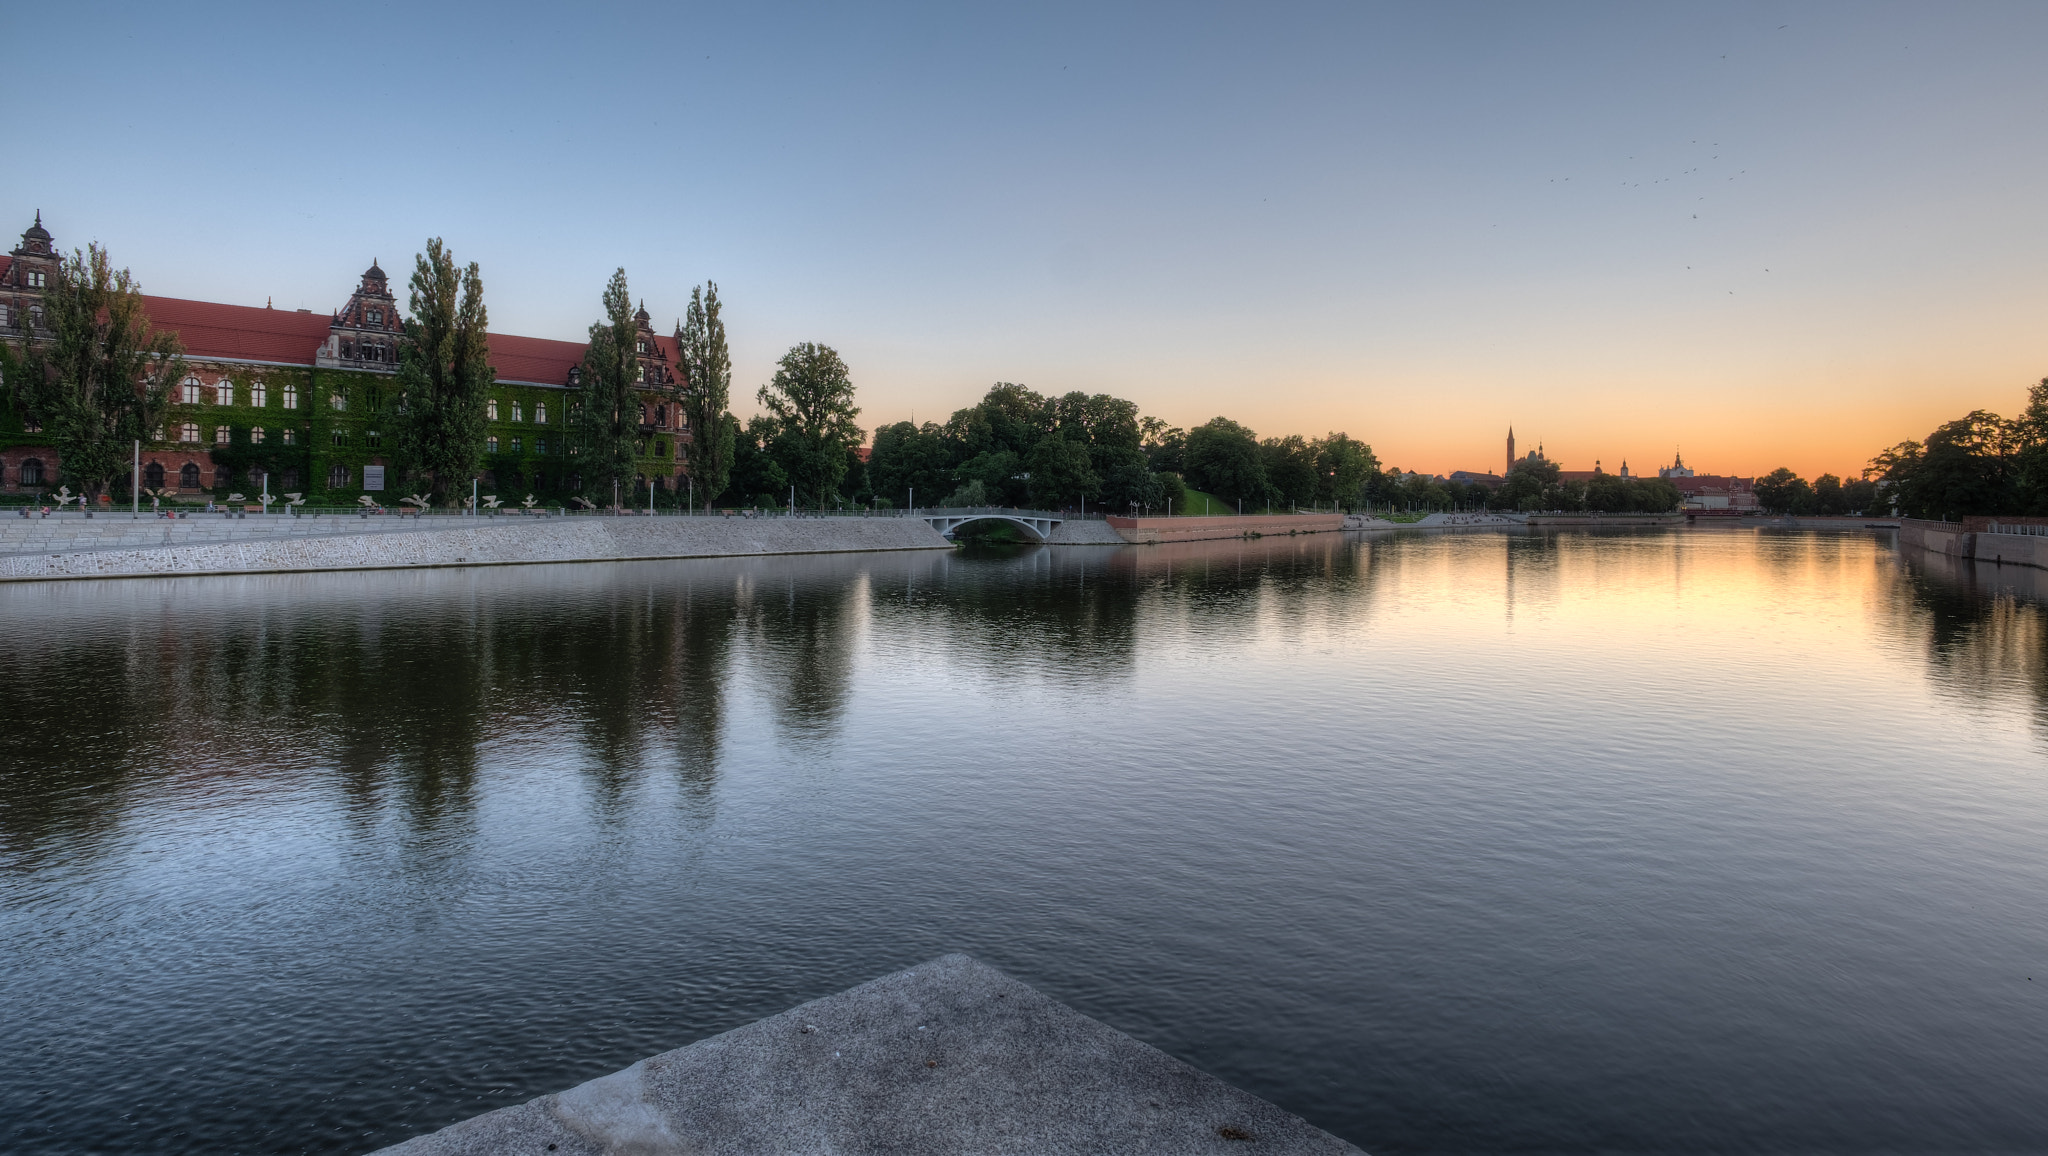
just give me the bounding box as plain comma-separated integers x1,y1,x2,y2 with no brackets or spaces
0,513,951,583
375,954,1361,1156
1897,517,2048,571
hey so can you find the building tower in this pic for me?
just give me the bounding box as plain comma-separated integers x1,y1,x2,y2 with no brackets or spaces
1506,427,1514,476
4,211,60,340
316,259,402,371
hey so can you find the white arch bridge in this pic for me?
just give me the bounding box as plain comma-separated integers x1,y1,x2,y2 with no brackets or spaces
912,507,1096,542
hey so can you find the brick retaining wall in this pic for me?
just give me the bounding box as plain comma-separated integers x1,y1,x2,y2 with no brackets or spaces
1103,513,1344,544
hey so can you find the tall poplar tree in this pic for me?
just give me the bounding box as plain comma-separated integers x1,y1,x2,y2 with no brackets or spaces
576,268,640,503
11,244,184,496
394,239,494,503
677,282,736,504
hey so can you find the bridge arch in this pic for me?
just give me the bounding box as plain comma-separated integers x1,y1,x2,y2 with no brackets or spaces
918,509,1065,542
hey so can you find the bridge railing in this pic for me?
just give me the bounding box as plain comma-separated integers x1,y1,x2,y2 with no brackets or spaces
900,506,1106,521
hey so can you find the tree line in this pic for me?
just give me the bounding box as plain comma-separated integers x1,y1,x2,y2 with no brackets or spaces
1854,378,2048,520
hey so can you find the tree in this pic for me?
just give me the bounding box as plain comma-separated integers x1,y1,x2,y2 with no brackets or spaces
677,283,736,506
9,244,184,496
1183,417,1267,506
757,342,863,507
868,420,957,507
576,269,641,503
1754,467,1814,514
393,239,493,503
1027,430,1099,508
1260,434,1318,510
1315,433,1378,510
1494,455,1561,511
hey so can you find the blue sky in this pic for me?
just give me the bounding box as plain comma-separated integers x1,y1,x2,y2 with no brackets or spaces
6,1,2045,476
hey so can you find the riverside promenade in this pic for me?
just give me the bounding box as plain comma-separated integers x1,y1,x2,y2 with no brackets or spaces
375,954,1363,1156
0,511,951,582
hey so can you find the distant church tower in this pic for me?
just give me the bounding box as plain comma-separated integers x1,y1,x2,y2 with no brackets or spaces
1506,427,1515,476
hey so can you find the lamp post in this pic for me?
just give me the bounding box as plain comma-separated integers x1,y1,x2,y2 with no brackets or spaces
131,439,139,516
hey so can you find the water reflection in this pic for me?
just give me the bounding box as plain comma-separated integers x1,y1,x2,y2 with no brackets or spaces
1886,542,2048,730
9,530,2048,1156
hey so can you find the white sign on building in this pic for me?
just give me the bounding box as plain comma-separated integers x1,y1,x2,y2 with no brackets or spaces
362,465,385,491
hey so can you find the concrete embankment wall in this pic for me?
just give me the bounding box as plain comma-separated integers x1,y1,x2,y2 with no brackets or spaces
1104,513,1344,544
1896,517,2048,570
1044,518,1129,545
0,515,952,583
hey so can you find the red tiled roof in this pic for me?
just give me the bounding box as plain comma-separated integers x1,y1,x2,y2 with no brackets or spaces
141,295,333,365
116,291,684,390
486,331,586,385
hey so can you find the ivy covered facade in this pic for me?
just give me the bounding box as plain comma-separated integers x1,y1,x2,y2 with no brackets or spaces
1,215,694,505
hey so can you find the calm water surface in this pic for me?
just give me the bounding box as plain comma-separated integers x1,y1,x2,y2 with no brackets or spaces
4,529,2048,1154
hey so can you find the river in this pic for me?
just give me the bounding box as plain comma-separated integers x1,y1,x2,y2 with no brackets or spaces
4,528,2046,1153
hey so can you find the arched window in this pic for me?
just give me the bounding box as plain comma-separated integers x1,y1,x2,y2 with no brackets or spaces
327,464,350,489
487,398,499,420
534,402,546,424
144,462,165,489
330,392,346,411
250,427,265,444
282,384,299,410
181,377,202,404
250,381,267,407
279,468,300,491
178,463,201,490
214,465,231,489
511,401,522,423
214,381,234,406
20,458,44,486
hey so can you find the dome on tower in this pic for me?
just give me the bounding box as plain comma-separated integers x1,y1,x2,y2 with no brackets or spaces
23,211,51,242
634,299,651,325
364,259,386,281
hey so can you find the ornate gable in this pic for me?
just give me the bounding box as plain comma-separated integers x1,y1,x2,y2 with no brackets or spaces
315,260,402,372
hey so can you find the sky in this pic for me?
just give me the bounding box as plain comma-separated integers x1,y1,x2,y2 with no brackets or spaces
5,1,2045,479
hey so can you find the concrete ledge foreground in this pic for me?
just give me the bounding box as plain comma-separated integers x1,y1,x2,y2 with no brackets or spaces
375,954,1364,1155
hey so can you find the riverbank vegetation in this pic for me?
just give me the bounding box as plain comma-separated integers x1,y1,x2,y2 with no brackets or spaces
1852,378,2048,520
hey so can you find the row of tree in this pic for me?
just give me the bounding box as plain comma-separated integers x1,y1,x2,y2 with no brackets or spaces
1858,378,2048,519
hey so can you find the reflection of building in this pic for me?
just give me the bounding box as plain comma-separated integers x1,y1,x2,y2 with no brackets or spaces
2,213,693,502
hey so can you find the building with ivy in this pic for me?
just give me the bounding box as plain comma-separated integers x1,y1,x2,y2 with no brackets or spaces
1,214,694,505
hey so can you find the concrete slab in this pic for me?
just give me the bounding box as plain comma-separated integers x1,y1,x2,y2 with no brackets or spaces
373,954,1364,1155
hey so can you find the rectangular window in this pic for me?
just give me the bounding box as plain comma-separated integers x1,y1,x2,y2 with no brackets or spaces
535,402,547,424
0,304,9,325
365,430,381,447
330,392,346,411
214,426,231,445
510,437,521,454
511,401,523,423
487,399,499,421
536,438,548,455
180,422,199,443
282,429,296,446
250,382,267,407
332,429,346,446
283,385,299,409
215,383,234,406
251,427,265,444
487,436,500,453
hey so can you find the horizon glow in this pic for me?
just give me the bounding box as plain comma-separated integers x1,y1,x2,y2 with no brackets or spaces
5,1,2043,480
